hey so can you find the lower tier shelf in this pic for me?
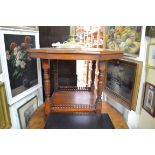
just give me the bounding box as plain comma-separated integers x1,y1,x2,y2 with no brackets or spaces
50,90,96,112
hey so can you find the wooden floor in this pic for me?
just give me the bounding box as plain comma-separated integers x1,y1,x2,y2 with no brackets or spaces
28,102,128,129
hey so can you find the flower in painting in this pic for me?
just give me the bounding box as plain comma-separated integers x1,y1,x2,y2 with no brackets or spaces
21,43,28,49
13,47,18,55
24,36,31,44
16,50,21,60
15,60,21,67
6,50,11,60
10,42,17,50
20,61,26,69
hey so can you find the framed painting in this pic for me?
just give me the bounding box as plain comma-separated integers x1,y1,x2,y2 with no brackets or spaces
17,96,38,129
105,26,142,57
0,82,11,129
104,59,142,110
145,26,155,37
143,82,155,117
147,44,155,68
0,28,42,106
4,34,38,97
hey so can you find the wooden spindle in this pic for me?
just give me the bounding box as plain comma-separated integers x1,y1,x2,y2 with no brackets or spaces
91,60,96,91
96,61,106,113
42,59,51,115
53,60,58,90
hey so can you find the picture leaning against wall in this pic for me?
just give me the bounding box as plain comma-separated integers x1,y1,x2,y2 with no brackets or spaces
104,59,142,110
4,34,38,97
17,96,38,129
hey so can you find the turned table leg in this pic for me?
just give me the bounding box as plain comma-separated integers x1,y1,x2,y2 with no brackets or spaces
86,61,89,86
42,59,51,115
91,60,96,91
53,60,58,90
96,61,106,113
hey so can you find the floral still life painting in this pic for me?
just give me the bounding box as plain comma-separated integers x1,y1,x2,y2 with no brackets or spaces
4,34,38,97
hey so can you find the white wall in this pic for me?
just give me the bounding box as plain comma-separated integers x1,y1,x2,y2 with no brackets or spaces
0,27,43,129
0,75,3,81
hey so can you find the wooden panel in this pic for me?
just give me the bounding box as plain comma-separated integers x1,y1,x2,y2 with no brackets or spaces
39,26,70,47
39,26,77,89
50,88,96,112
58,60,77,86
51,90,96,105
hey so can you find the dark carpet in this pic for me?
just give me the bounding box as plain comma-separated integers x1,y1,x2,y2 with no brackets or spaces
44,113,114,129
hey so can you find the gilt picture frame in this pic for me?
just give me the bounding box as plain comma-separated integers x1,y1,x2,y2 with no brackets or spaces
143,82,155,117
147,44,155,68
0,58,2,73
0,82,11,129
104,58,142,110
17,96,38,129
